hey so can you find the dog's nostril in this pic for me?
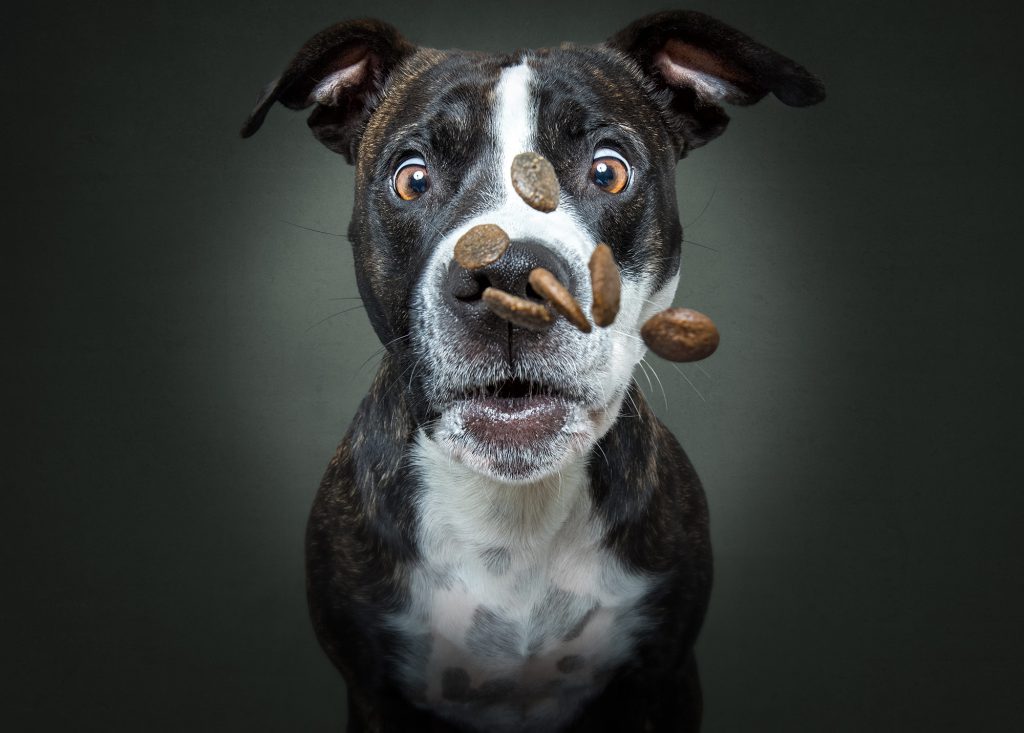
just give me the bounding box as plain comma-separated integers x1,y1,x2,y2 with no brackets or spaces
452,272,489,302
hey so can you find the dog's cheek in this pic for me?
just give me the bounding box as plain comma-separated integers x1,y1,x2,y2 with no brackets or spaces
595,267,680,413
408,283,445,403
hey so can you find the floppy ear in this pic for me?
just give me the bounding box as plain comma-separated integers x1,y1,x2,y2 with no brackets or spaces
240,19,415,163
607,11,825,152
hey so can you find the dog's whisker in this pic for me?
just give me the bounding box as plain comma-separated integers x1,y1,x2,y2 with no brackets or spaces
607,328,643,344
305,304,367,332
635,358,656,397
280,219,349,238
682,238,719,252
641,357,670,412
406,357,425,393
381,333,413,349
669,363,707,404
622,385,642,418
392,355,427,395
682,183,718,229
419,216,452,247
357,354,385,374
357,334,411,373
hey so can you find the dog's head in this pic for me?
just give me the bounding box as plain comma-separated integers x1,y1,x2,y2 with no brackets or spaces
242,11,824,483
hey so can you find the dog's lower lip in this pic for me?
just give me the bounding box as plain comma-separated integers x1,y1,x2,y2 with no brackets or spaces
455,385,571,448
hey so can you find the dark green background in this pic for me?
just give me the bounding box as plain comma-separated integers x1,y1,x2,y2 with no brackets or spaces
5,0,1021,730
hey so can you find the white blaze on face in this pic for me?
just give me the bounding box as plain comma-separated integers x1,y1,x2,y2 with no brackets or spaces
494,63,534,201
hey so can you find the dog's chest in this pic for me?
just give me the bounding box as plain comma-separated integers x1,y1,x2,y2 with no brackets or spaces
389,439,657,731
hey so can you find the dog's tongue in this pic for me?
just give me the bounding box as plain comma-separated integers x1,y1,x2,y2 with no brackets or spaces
461,396,568,447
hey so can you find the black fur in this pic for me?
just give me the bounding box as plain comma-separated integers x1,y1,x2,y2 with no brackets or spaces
244,10,824,732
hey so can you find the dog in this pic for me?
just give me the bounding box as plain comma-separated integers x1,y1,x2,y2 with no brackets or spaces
242,10,824,731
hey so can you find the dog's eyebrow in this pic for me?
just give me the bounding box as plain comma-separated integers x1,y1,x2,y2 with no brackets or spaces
577,121,646,155
374,109,481,167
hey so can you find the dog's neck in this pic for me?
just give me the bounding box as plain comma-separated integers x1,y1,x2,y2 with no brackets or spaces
412,432,592,556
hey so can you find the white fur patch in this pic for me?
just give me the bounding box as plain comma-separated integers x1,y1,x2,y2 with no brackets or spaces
386,434,658,731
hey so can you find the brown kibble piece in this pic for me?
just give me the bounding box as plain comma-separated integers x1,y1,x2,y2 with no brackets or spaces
482,287,553,332
528,268,591,333
454,224,511,270
640,308,720,363
589,243,620,327
511,152,559,212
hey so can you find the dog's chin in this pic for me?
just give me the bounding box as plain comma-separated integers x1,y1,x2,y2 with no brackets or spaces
436,394,596,484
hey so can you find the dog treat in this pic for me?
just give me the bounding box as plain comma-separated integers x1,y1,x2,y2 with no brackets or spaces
454,224,511,270
641,308,720,362
589,243,620,327
528,268,591,333
511,152,559,212
482,287,553,331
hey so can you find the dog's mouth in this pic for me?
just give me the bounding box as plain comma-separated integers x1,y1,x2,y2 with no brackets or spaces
434,376,596,481
453,378,572,447
454,377,568,404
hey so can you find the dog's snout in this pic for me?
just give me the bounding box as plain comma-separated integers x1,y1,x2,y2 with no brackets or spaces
445,240,575,333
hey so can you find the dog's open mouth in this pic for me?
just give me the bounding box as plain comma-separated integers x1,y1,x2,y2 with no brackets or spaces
455,378,570,448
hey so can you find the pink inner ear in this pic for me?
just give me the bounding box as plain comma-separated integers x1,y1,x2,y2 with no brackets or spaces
652,39,750,102
310,49,372,106
655,39,745,84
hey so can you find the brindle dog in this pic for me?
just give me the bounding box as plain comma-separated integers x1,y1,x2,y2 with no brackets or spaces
243,10,824,732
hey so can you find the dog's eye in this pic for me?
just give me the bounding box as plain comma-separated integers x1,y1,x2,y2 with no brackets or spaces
393,157,431,201
589,148,631,194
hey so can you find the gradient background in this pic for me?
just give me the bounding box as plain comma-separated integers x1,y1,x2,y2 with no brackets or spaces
5,0,1021,730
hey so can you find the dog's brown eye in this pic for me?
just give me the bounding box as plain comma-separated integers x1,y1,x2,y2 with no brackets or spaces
589,148,631,195
394,157,431,201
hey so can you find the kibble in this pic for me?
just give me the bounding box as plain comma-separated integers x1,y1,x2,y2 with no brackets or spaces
589,243,620,327
640,308,719,362
454,224,511,270
528,268,591,333
511,152,559,212
482,287,553,331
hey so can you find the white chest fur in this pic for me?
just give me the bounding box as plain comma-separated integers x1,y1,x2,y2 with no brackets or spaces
388,433,657,731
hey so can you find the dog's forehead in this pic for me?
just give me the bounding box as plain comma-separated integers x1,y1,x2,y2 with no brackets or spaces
359,45,659,170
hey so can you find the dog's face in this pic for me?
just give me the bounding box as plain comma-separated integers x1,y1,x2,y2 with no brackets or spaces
366,49,685,484
243,13,824,483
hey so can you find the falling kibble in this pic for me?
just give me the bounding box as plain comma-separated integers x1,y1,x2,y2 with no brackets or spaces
482,287,553,331
589,243,620,327
511,152,559,212
528,268,591,333
641,308,720,362
454,224,511,270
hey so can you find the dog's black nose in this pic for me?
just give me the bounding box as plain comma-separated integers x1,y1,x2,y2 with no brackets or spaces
446,239,576,333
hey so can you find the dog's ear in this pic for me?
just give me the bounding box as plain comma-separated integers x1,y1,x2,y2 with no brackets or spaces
607,11,825,151
240,19,415,162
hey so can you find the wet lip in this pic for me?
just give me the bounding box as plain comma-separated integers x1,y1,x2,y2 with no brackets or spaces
455,379,571,446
